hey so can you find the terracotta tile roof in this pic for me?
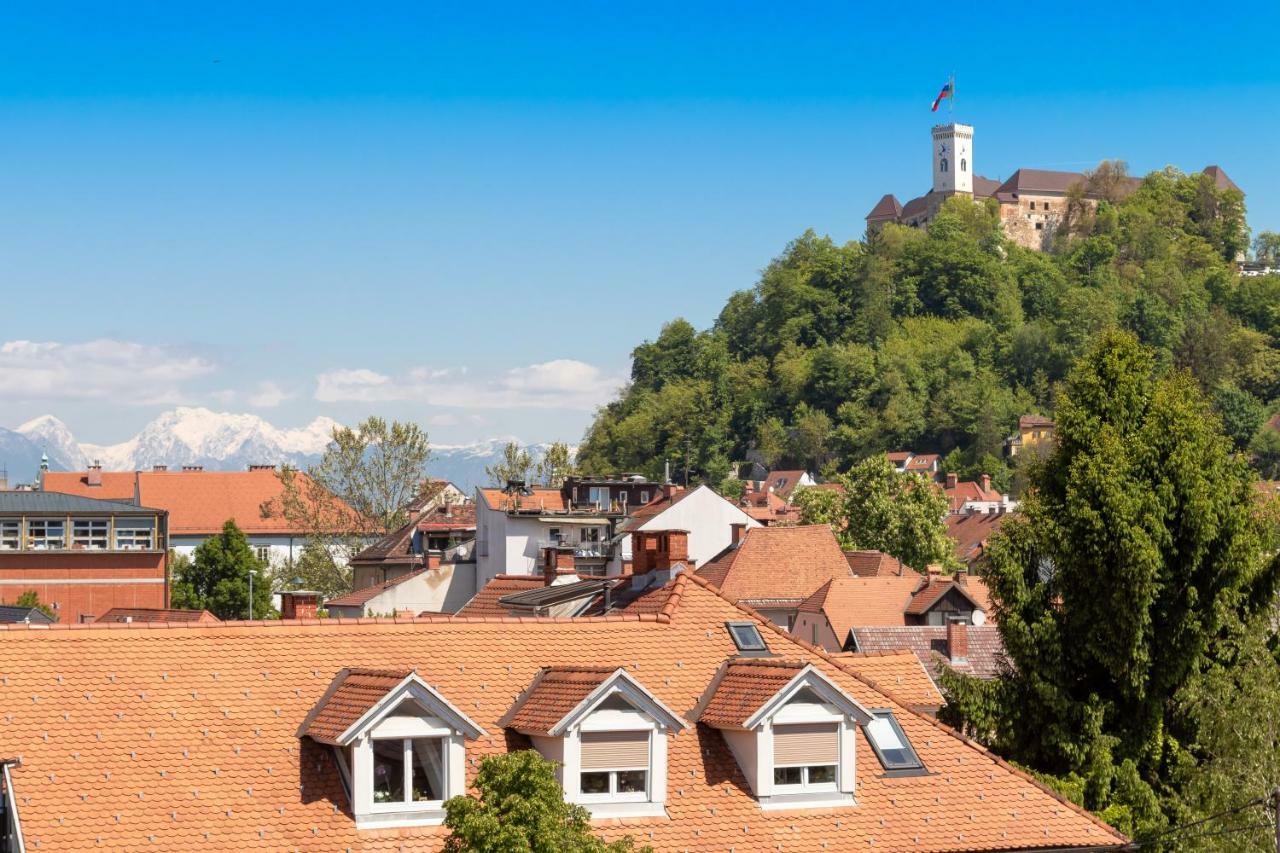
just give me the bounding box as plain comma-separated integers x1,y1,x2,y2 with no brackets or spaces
798,576,924,634
866,193,903,221
417,502,477,531
698,659,808,728
40,471,138,501
455,574,545,616
478,487,569,513
903,453,940,472
95,607,219,624
844,550,919,578
349,516,418,567
51,469,351,535
900,192,933,220
299,668,412,745
695,525,851,602
504,667,615,734
885,452,913,463
850,626,1007,680
325,568,427,609
1018,414,1054,430
832,651,944,710
739,487,802,523
906,579,985,616
0,573,1123,851
945,479,1003,512
946,512,1008,566
764,470,809,500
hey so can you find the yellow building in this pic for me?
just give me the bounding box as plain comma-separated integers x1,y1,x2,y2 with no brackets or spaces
1005,415,1055,457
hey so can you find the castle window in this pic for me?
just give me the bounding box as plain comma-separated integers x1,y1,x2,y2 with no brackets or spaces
960,158,967,172
1035,223,1044,231
1029,201,1036,210
939,158,948,173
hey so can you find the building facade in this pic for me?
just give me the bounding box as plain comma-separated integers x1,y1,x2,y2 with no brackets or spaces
0,492,169,623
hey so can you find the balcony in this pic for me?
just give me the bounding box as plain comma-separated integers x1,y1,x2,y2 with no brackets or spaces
538,539,613,559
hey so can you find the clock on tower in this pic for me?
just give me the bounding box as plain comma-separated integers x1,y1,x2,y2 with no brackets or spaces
931,123,974,195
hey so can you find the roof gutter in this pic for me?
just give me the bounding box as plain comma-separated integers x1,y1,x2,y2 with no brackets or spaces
2,758,26,853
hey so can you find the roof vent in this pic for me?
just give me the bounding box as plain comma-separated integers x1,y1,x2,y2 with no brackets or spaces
181,465,204,472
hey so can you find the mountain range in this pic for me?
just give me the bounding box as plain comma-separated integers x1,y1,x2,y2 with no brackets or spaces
1,407,554,493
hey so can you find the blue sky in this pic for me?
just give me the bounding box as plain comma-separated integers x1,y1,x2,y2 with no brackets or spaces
2,1,1277,446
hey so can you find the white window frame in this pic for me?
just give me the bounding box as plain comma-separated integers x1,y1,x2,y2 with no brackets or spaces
25,519,65,550
576,729,652,805
368,735,448,812
255,545,272,564
769,722,840,795
113,523,154,550
71,518,109,550
0,520,19,550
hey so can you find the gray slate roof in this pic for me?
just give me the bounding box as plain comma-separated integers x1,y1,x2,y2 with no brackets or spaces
0,605,55,624
0,492,159,515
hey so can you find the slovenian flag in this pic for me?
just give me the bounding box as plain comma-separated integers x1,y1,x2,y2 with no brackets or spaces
931,79,953,112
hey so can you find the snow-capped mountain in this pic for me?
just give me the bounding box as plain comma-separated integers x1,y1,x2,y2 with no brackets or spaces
3,408,560,492
16,415,87,470
78,407,340,472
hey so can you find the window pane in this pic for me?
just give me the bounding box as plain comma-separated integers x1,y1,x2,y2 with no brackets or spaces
411,738,445,802
807,765,836,784
773,766,802,786
372,739,405,803
616,770,646,793
581,771,609,794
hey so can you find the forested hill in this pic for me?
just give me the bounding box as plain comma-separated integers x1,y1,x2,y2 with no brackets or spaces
577,165,1280,490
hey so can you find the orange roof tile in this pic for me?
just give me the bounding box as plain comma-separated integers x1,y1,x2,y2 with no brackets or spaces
946,512,1009,566
832,651,944,710
696,524,850,602
945,480,1003,512
95,607,219,624
799,576,923,633
0,573,1124,852
40,471,138,501
478,486,571,513
850,626,1008,680
698,659,808,728
764,470,809,500
455,574,545,616
505,667,614,734
845,550,919,578
619,486,692,528
299,668,411,744
133,469,341,535
906,578,986,616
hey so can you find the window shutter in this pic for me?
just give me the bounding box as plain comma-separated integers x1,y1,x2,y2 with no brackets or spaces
579,730,650,770
772,723,838,766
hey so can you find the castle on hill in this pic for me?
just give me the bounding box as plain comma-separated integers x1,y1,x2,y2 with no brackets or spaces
866,123,1241,250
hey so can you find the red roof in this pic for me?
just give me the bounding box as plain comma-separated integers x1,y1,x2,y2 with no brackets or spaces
697,525,851,602
844,550,919,578
831,651,944,710
504,666,614,734
95,607,219,624
620,486,691,528
1018,414,1054,430
299,668,411,744
698,659,808,728
455,574,545,616
764,470,809,500
945,480,1003,512
41,471,138,501
0,573,1123,851
850,626,1007,680
946,512,1008,566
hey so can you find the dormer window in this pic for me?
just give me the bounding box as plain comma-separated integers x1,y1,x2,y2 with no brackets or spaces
698,660,871,809
299,668,486,829
727,621,768,653
504,667,687,819
865,710,924,773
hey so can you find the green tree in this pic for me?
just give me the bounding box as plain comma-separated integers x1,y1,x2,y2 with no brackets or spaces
486,440,534,487
12,589,55,620
536,442,577,487
443,751,646,853
787,403,831,472
171,520,274,620
944,330,1279,835
799,455,953,570
264,416,432,595
1249,423,1280,479
1253,230,1280,263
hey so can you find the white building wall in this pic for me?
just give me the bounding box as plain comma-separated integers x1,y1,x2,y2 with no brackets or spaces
636,485,761,566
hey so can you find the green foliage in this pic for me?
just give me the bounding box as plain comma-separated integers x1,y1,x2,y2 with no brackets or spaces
171,520,275,620
1254,230,1280,263
1250,423,1280,479
577,167,1272,484
794,455,954,570
11,589,55,620
486,440,534,487
536,442,576,487
286,540,351,600
443,751,648,853
943,331,1279,835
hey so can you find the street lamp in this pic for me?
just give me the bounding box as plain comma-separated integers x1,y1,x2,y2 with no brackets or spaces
248,569,258,621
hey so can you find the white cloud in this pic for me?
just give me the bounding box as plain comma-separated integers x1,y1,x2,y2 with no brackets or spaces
0,339,215,404
314,359,622,411
247,381,294,408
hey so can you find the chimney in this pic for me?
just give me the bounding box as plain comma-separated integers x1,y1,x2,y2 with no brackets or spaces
666,529,689,565
152,465,168,472
632,531,656,576
945,473,958,490
542,545,578,586
87,461,102,487
730,523,747,546
955,566,968,585
947,620,969,663
280,590,320,620
182,465,204,472
395,608,416,619
247,464,275,472
927,563,943,577
661,482,679,500
981,473,991,493
632,530,691,575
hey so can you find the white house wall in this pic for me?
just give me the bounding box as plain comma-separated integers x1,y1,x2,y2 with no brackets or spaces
637,486,760,566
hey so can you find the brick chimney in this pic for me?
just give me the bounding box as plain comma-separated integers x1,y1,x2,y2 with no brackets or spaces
954,566,968,585
280,590,320,620
947,620,969,663
945,472,958,489
182,465,204,472
87,462,102,487
247,464,275,472
980,473,991,493
152,465,167,472
730,522,747,546
661,482,679,500
541,545,578,586
632,530,692,575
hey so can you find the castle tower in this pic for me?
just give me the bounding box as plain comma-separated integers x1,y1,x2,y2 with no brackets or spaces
931,123,973,195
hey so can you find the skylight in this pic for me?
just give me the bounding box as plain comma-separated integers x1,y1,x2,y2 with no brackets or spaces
726,621,767,652
864,711,923,772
